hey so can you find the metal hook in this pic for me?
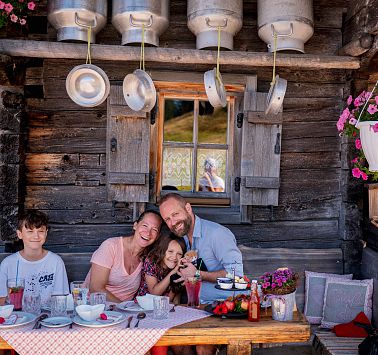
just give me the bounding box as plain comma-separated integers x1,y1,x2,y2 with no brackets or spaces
75,13,97,29
129,14,153,28
205,17,228,29
270,23,293,38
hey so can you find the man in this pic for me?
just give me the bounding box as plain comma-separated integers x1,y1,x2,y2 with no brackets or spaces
159,193,244,303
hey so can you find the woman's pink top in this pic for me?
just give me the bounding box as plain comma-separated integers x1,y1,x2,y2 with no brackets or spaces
86,237,142,301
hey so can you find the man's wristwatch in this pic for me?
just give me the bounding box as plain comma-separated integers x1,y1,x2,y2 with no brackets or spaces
195,270,201,278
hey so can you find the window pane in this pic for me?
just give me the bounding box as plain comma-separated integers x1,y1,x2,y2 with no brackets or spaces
196,149,227,192
162,147,192,191
164,100,194,142
198,101,227,144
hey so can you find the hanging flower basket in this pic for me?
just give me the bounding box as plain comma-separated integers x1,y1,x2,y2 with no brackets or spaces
356,121,378,172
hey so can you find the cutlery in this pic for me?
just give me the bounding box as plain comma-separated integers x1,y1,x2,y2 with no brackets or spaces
69,322,73,329
170,304,176,312
32,314,48,329
134,312,146,328
126,315,133,328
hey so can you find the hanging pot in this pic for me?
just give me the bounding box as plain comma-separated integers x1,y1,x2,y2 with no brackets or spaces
66,64,110,107
123,69,156,112
356,121,378,172
204,68,227,108
265,75,287,115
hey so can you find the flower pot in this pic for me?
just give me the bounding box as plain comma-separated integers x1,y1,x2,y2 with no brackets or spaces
356,121,378,172
270,291,296,321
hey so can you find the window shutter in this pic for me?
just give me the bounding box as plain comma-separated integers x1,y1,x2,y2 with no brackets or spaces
241,77,282,206
106,85,150,202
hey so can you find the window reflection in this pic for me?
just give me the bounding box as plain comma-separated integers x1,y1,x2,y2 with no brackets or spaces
164,100,194,142
198,101,227,144
197,150,226,192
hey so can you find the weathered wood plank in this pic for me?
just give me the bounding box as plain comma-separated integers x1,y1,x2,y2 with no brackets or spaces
281,137,340,153
0,39,360,69
26,98,107,111
282,121,338,139
281,152,341,170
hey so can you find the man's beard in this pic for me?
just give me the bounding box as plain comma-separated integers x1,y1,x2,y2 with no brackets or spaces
172,213,192,237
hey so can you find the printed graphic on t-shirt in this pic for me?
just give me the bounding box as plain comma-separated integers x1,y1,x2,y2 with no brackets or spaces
25,272,55,293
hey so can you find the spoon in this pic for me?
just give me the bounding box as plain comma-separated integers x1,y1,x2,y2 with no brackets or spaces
33,314,48,329
134,312,146,328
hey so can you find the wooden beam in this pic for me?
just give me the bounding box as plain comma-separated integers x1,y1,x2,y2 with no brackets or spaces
338,33,374,56
0,39,360,70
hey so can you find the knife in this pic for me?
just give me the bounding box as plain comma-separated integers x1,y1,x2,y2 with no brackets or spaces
126,316,133,328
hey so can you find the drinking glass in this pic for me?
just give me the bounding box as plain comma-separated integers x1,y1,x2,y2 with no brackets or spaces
153,296,170,320
7,278,25,311
70,281,89,307
51,295,67,317
184,277,202,308
23,293,41,314
90,292,107,306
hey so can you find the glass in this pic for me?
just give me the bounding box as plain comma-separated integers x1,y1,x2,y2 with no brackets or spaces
164,99,194,142
198,102,228,144
7,278,25,311
50,295,67,317
185,277,202,308
90,292,107,306
70,281,89,307
153,296,170,320
23,293,41,315
196,149,227,193
162,147,192,191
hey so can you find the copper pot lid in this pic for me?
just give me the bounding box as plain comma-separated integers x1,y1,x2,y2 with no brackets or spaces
204,68,227,108
265,75,287,115
123,69,156,112
66,64,110,107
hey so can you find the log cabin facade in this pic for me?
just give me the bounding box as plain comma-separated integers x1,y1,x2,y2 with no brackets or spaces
0,0,377,284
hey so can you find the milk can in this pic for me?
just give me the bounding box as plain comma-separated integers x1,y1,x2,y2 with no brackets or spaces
47,0,107,43
112,0,169,46
257,0,314,53
187,0,243,50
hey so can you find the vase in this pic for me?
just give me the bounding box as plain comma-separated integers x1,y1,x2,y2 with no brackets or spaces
356,121,378,172
270,291,296,321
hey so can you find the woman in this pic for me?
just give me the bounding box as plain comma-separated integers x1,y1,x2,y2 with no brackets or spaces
137,228,186,303
86,210,163,302
198,157,225,192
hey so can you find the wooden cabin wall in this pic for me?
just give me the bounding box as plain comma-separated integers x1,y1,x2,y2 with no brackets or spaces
1,1,358,270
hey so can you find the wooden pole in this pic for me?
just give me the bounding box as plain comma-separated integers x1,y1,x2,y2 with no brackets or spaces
0,39,360,70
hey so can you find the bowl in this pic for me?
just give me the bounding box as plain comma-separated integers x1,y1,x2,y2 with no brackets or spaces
216,278,233,289
136,294,157,311
234,282,248,290
75,304,105,322
0,305,14,318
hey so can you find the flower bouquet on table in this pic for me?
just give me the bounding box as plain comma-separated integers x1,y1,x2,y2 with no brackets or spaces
336,83,378,180
259,268,299,322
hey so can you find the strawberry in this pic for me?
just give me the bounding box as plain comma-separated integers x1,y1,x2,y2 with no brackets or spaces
100,313,107,320
220,303,228,314
0,317,4,324
240,300,249,311
224,300,235,312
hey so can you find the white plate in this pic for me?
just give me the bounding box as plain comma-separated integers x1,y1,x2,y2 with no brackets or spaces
0,311,37,328
73,311,126,328
40,316,72,328
116,301,153,312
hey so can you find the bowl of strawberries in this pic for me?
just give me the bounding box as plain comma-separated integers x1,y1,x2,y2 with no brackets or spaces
205,294,250,318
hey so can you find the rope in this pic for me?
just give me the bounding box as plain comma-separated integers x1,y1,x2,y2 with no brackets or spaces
270,33,278,87
216,26,221,83
139,24,145,71
356,79,378,125
85,25,92,65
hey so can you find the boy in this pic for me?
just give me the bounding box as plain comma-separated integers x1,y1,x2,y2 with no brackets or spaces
0,210,69,308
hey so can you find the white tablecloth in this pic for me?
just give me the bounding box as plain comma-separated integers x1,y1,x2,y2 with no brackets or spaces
0,306,211,355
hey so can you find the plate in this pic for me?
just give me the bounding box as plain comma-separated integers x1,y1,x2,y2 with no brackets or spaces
215,284,247,292
116,301,152,312
0,311,37,328
204,304,247,319
40,316,72,328
73,311,126,328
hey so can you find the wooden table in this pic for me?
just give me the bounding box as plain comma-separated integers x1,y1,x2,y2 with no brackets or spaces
0,310,310,354
156,309,310,354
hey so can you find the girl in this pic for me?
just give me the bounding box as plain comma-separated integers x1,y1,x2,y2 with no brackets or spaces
137,228,186,303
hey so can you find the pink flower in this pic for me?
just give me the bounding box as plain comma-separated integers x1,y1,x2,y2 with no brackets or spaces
27,1,35,10
19,18,26,25
340,108,350,122
355,139,362,150
347,95,353,105
367,104,378,115
352,168,362,178
10,14,17,22
4,3,13,12
375,96,378,105
354,97,362,107
0,1,5,9
349,117,357,125
372,123,378,133
336,119,344,131
361,172,368,180
351,158,358,163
